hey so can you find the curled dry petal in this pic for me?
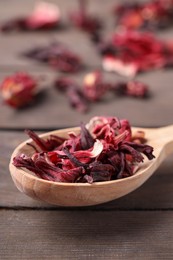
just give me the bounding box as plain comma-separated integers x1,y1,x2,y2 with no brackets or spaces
114,0,173,31
23,42,82,73
120,143,145,163
80,122,95,149
25,129,66,152
61,166,85,182
66,86,88,113
74,139,103,161
83,71,110,101
86,116,117,133
54,77,88,113
111,81,149,98
125,142,155,160
54,139,103,164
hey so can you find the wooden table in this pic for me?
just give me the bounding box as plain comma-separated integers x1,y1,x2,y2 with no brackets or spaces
1,1,173,259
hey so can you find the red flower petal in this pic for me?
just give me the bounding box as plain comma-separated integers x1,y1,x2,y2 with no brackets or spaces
0,73,37,108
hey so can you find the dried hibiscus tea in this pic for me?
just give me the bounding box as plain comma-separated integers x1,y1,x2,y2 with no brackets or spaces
1,1,61,32
23,42,81,73
66,85,89,113
69,0,102,34
55,77,89,113
25,129,66,152
13,116,155,183
111,81,149,98
83,71,110,101
0,72,37,108
101,30,173,77
113,0,173,31
131,130,147,144
54,77,75,92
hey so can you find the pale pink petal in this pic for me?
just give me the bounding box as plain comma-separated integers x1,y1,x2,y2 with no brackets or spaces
89,139,103,157
102,56,138,78
26,1,60,29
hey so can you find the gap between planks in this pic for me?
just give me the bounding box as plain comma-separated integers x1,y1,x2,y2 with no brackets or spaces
1,206,173,211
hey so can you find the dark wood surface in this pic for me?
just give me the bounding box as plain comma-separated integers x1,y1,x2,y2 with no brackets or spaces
1,0,173,129
1,0,173,259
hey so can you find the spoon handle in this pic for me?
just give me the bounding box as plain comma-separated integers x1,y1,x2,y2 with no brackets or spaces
157,125,173,156
141,124,173,158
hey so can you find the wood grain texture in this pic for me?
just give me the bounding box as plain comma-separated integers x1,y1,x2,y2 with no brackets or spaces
1,0,173,258
1,210,173,259
0,1,173,129
1,69,173,129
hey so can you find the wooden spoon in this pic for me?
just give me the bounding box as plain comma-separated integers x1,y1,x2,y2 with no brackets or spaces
9,125,173,207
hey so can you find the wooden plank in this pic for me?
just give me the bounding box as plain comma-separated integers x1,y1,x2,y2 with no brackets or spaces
1,69,173,129
0,0,114,68
0,210,173,259
0,2,173,129
1,130,173,209
0,30,101,69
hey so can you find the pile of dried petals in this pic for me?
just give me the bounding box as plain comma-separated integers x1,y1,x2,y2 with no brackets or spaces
1,1,61,32
83,72,149,99
114,0,173,31
23,42,81,73
13,116,155,183
55,71,149,113
99,30,173,77
0,72,38,108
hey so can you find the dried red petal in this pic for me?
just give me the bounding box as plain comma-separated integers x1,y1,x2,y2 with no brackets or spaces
66,85,88,113
70,0,101,33
54,76,89,113
0,73,37,108
112,81,149,98
61,166,85,182
25,129,66,152
1,2,61,32
90,163,115,182
49,51,81,73
23,42,81,73
119,119,132,141
114,0,173,31
83,71,110,101
101,31,173,76
54,77,75,92
124,142,155,160
80,122,95,149
13,154,42,177
1,18,27,32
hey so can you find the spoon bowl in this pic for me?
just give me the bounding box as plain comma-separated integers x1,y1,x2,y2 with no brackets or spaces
9,125,173,206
